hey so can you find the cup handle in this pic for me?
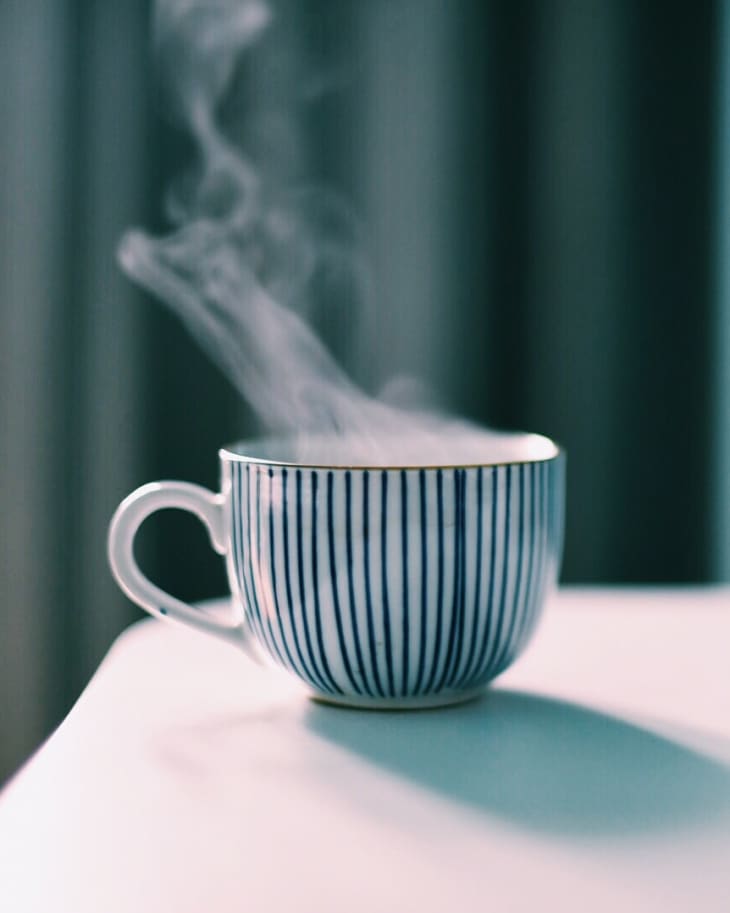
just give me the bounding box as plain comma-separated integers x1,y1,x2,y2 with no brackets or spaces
108,481,247,647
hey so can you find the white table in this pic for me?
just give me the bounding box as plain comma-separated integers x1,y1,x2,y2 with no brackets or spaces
1,588,729,912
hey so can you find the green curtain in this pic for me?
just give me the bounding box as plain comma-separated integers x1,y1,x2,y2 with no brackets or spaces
1,0,728,782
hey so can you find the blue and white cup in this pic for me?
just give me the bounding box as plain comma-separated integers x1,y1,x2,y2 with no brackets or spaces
108,435,565,709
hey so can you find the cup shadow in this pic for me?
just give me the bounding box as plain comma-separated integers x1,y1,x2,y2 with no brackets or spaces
305,689,730,837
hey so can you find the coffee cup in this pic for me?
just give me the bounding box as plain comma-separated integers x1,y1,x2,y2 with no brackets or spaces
108,434,565,708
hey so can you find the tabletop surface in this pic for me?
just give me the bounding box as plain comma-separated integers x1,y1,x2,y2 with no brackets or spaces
1,587,729,913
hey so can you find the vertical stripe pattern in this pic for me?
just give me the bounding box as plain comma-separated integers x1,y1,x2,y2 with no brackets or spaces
226,455,565,701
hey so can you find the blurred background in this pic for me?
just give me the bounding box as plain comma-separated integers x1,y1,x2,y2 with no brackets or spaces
1,0,729,781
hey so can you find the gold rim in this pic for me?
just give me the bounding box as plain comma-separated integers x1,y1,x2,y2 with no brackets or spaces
219,433,565,471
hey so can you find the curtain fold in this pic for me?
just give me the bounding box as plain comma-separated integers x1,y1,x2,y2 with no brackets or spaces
1,0,77,777
715,0,730,581
0,0,149,778
526,0,629,580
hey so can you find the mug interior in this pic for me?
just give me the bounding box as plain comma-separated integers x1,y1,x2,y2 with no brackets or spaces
220,430,560,469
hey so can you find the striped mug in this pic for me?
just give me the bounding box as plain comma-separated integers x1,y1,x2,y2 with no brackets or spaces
108,435,565,709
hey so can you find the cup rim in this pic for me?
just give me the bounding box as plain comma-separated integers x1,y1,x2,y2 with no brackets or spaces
219,431,564,471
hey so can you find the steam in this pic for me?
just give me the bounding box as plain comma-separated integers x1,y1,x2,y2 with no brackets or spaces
118,0,535,465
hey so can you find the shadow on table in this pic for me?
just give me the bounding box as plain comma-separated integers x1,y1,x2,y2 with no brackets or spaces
305,689,730,837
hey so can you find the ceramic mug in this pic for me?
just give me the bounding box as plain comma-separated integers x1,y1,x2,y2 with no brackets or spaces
108,435,565,708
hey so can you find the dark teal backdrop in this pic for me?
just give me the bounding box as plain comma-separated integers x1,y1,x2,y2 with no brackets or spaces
1,0,728,780
151,0,724,591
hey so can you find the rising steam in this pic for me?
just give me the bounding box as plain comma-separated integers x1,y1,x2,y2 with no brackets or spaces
118,0,536,465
